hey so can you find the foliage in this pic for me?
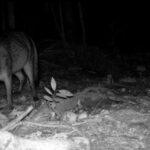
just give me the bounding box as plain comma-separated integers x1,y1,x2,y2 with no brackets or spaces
43,77,73,109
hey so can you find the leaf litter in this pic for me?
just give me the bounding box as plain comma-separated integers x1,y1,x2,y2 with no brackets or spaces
1,64,150,149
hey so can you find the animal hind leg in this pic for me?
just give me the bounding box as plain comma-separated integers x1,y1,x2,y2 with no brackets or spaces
15,71,25,92
23,62,37,99
3,74,13,108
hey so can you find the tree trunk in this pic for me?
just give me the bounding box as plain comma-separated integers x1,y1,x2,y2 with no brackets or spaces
0,1,6,31
78,1,86,49
59,0,67,47
8,1,15,30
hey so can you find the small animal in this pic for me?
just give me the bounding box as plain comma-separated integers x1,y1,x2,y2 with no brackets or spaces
0,32,38,108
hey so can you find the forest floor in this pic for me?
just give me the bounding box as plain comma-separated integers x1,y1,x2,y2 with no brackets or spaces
1,46,150,150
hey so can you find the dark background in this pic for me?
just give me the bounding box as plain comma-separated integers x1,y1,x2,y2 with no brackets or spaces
0,1,150,77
